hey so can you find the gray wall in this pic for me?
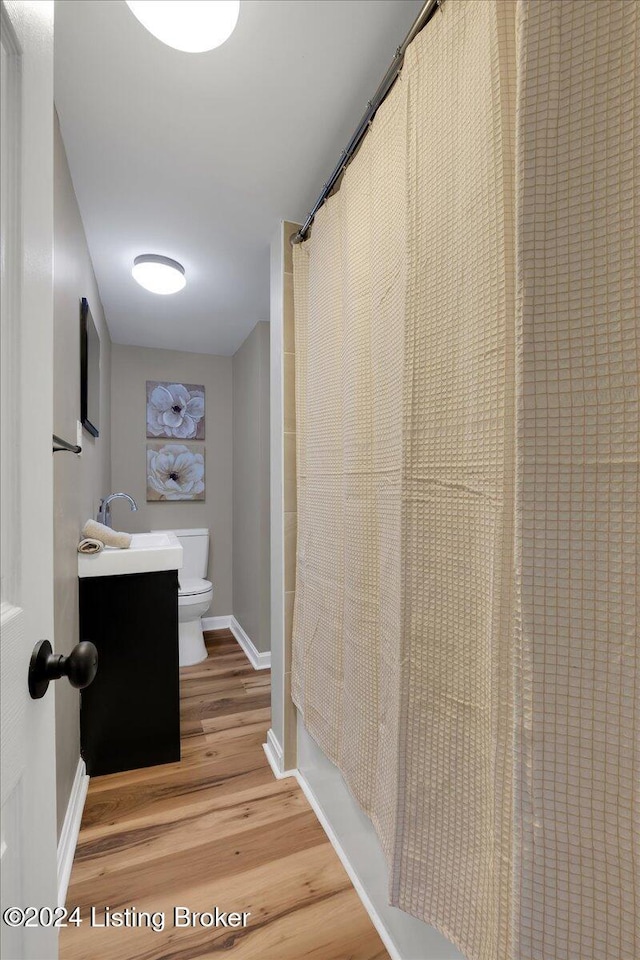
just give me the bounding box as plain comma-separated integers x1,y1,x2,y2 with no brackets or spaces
53,113,112,836
110,344,233,615
232,322,271,652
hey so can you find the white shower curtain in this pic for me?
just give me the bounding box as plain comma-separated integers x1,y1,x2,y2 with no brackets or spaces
292,2,638,958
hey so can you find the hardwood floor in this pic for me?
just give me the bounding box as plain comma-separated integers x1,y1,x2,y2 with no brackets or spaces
61,630,389,960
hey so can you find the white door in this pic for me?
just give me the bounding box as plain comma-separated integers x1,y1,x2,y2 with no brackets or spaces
1,2,58,958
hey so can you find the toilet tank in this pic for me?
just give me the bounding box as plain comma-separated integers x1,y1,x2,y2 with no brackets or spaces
153,528,209,579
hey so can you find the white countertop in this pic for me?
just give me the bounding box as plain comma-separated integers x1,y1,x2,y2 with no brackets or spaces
78,531,183,579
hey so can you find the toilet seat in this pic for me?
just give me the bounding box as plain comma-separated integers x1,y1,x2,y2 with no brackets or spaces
179,577,212,597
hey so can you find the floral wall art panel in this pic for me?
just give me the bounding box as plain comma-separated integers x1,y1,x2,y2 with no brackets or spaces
147,442,205,502
147,381,205,439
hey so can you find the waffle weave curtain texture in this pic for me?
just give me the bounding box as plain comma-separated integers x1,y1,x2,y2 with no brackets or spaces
292,2,638,959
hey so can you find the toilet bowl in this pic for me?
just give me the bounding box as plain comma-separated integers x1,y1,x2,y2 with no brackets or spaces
153,528,212,666
178,578,213,666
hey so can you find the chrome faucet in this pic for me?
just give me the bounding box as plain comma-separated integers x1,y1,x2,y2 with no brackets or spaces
97,493,138,529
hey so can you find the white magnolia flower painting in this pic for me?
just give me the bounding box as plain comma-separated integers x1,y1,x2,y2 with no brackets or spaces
147,443,205,501
146,381,205,440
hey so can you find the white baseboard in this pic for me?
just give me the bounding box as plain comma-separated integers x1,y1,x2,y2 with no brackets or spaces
260,734,400,960
293,720,462,960
229,616,271,670
201,615,271,670
263,728,296,779
293,768,402,960
57,758,89,908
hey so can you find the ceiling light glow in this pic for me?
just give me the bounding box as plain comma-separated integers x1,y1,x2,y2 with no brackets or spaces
132,255,186,295
125,1,240,53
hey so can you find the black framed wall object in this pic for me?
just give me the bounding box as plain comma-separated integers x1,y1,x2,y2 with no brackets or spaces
80,297,100,437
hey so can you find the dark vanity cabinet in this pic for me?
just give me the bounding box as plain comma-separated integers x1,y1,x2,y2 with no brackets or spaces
79,569,181,776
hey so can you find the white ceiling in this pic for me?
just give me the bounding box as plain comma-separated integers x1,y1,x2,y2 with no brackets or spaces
54,0,422,356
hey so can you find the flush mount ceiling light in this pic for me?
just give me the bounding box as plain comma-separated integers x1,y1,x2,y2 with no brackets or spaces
132,255,186,295
125,1,240,53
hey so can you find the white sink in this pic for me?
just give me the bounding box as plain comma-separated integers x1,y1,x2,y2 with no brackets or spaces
78,530,183,579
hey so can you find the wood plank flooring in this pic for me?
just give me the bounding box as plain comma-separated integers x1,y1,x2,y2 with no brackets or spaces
61,630,388,960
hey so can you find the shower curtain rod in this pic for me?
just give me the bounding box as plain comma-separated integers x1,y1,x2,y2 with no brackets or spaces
291,0,442,244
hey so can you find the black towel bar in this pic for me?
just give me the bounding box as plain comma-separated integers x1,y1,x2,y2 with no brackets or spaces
53,434,81,454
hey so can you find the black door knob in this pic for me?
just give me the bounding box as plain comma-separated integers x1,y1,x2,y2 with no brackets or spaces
29,640,98,700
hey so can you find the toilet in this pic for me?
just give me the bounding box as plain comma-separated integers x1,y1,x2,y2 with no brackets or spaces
154,527,213,666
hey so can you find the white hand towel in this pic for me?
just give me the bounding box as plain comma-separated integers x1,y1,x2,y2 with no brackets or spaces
77,538,104,555
82,519,132,549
